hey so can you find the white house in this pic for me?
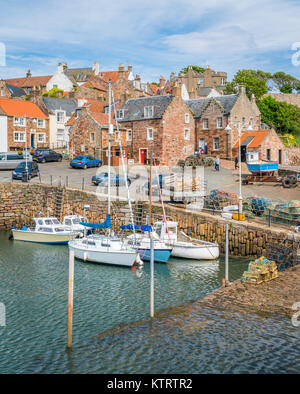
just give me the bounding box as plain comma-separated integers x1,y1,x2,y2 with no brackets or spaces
46,64,74,92
42,97,77,149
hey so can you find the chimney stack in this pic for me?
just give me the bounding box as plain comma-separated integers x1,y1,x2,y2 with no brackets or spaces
26,69,32,79
159,76,165,88
63,62,68,72
128,64,133,73
93,61,100,75
238,85,246,95
118,63,125,79
172,81,181,97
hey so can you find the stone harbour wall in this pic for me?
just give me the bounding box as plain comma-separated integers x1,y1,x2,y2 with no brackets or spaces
0,182,299,258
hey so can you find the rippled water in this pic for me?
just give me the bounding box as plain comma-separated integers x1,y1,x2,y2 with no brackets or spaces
0,231,299,374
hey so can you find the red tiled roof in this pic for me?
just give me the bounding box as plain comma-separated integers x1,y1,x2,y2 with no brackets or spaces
90,111,116,126
21,75,52,87
0,98,48,118
150,84,158,93
98,71,128,83
66,114,76,126
233,130,270,149
5,77,26,87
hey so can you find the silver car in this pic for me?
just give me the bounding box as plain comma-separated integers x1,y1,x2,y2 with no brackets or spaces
0,151,33,170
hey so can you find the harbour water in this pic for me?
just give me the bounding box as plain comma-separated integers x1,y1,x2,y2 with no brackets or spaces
0,231,299,374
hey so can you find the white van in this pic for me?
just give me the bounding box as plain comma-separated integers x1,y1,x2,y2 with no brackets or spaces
0,151,33,170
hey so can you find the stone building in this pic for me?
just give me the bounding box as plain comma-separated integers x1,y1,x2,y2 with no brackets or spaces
0,80,26,99
67,105,127,164
0,98,49,151
5,70,52,94
168,65,227,98
232,129,286,164
186,86,261,158
118,85,196,166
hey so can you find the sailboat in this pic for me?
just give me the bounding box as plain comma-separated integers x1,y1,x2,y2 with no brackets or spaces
124,153,173,263
68,81,140,268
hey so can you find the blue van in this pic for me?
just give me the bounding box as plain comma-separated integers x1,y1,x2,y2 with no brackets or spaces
12,161,39,180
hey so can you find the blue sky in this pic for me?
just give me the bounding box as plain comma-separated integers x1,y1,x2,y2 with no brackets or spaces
0,0,300,83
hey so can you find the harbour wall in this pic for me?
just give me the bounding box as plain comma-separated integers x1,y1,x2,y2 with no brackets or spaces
0,182,299,257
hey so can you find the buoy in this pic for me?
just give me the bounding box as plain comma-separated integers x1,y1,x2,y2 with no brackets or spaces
131,261,137,271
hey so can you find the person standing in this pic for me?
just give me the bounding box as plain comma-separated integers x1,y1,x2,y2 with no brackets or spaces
215,156,220,171
235,156,239,170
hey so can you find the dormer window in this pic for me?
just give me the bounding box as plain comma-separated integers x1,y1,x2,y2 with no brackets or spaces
116,109,124,119
144,106,154,118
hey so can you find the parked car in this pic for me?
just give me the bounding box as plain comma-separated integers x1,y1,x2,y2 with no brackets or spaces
70,156,102,169
0,151,32,170
143,174,165,196
92,172,131,186
12,161,39,180
32,149,62,163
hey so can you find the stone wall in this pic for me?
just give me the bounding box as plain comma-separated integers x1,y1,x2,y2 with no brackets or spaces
266,93,300,108
0,182,299,258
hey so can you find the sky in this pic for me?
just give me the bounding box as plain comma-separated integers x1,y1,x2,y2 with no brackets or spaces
0,0,300,83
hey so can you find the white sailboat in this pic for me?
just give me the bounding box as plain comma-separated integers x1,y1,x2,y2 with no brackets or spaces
152,221,219,260
68,81,140,268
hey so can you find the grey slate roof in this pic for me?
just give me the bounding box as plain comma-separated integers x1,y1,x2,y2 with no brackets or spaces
118,95,173,122
65,68,92,84
6,83,26,97
186,94,238,117
42,97,77,116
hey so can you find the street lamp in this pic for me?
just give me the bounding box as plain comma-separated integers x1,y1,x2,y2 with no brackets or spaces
225,124,232,160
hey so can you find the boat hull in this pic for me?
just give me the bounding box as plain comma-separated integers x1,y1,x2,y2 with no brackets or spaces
12,230,70,244
246,162,278,175
171,241,219,260
138,248,172,263
69,241,138,267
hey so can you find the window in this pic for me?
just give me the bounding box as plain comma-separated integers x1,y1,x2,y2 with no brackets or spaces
249,117,253,126
217,117,223,128
126,129,132,141
53,84,58,89
14,132,26,142
199,78,204,86
144,106,154,118
1,88,4,96
234,117,238,127
56,129,64,140
90,133,95,143
116,109,124,119
242,117,246,127
203,118,209,129
115,131,120,142
184,128,190,141
37,119,45,128
221,77,226,85
56,111,65,123
185,113,190,124
213,138,219,151
14,117,26,126
37,133,45,143
147,128,154,140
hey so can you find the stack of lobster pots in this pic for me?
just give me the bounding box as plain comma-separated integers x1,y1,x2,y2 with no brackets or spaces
242,256,278,285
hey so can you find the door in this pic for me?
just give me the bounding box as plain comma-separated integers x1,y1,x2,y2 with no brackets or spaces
241,146,247,162
278,149,282,164
31,134,35,149
267,149,271,161
140,149,147,164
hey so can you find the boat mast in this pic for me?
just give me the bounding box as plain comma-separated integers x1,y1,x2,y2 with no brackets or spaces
149,151,152,235
108,80,112,223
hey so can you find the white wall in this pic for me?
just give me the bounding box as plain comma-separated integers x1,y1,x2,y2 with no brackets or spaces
46,71,74,92
49,113,71,147
0,115,8,152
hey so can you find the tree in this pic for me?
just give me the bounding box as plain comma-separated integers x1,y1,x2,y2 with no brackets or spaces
42,88,64,98
272,71,300,93
224,69,272,99
180,65,205,74
257,95,300,135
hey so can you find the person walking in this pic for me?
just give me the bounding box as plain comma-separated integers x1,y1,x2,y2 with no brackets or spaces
235,156,239,170
215,156,220,171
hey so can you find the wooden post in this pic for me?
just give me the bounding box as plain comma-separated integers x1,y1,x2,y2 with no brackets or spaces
67,250,75,349
150,237,154,318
